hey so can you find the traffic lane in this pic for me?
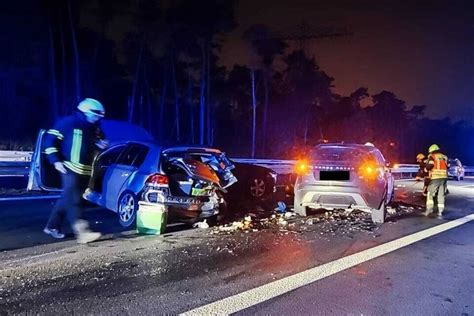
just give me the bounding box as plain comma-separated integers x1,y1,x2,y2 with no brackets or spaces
0,196,272,253
0,177,469,252
239,221,474,316
0,199,128,252
1,187,473,314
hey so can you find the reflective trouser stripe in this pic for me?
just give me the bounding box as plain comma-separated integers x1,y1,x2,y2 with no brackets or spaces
71,129,83,164
426,192,434,210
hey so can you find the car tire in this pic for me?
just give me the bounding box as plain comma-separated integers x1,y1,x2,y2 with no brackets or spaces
372,198,387,224
117,191,138,228
248,177,267,200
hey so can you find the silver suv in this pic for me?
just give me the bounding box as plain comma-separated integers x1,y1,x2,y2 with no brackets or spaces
293,143,394,223
447,158,465,181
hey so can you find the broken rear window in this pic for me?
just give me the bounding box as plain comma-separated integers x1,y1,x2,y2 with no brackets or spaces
311,146,371,163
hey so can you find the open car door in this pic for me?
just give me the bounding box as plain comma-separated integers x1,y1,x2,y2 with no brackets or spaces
27,129,62,191
28,120,154,192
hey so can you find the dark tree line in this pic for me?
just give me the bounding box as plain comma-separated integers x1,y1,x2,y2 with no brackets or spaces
0,0,473,164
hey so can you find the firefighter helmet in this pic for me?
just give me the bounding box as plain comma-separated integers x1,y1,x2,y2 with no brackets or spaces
77,98,105,117
428,144,440,153
416,153,425,161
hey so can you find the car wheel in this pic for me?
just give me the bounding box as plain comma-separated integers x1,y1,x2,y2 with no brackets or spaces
249,177,267,199
118,191,138,227
372,198,387,224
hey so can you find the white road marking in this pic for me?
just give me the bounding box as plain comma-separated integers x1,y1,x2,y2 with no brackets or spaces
0,195,60,202
2,250,62,266
181,214,474,316
0,174,26,177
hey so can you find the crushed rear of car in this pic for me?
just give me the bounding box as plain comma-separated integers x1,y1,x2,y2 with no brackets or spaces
293,143,394,223
84,144,237,226
139,147,237,224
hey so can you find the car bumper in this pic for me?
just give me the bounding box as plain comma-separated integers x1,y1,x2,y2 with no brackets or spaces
143,189,219,220
294,182,382,214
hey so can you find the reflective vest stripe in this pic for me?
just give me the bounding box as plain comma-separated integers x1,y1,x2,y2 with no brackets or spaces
64,161,91,171
64,161,92,176
71,129,83,164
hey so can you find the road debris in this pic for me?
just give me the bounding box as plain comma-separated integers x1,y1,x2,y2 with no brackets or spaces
274,201,287,213
193,220,209,229
210,201,422,237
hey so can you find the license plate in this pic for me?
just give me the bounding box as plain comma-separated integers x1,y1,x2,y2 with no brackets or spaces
319,171,350,181
167,196,200,204
191,188,212,196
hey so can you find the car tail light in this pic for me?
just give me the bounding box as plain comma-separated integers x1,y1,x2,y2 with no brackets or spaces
295,159,310,175
146,173,169,186
358,163,381,180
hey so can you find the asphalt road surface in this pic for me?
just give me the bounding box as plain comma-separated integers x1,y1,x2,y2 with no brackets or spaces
0,178,473,315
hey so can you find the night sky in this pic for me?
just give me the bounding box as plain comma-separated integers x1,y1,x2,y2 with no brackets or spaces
221,0,474,124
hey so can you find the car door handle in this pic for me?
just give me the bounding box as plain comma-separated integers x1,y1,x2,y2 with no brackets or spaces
121,172,130,177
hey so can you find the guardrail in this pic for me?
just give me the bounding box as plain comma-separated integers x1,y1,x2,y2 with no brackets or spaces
232,158,297,175
0,150,32,162
388,164,417,180
0,151,473,178
0,161,30,176
232,159,474,178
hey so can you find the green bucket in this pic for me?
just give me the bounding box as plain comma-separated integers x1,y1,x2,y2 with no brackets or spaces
136,202,168,235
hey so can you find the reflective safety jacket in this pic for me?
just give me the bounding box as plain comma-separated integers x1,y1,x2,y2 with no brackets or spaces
426,152,448,180
44,112,106,176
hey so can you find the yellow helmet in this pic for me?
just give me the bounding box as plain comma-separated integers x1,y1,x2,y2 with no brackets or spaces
416,153,425,160
428,144,440,153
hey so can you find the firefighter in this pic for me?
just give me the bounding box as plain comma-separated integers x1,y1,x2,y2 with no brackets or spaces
43,98,108,243
423,144,448,218
415,153,429,196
